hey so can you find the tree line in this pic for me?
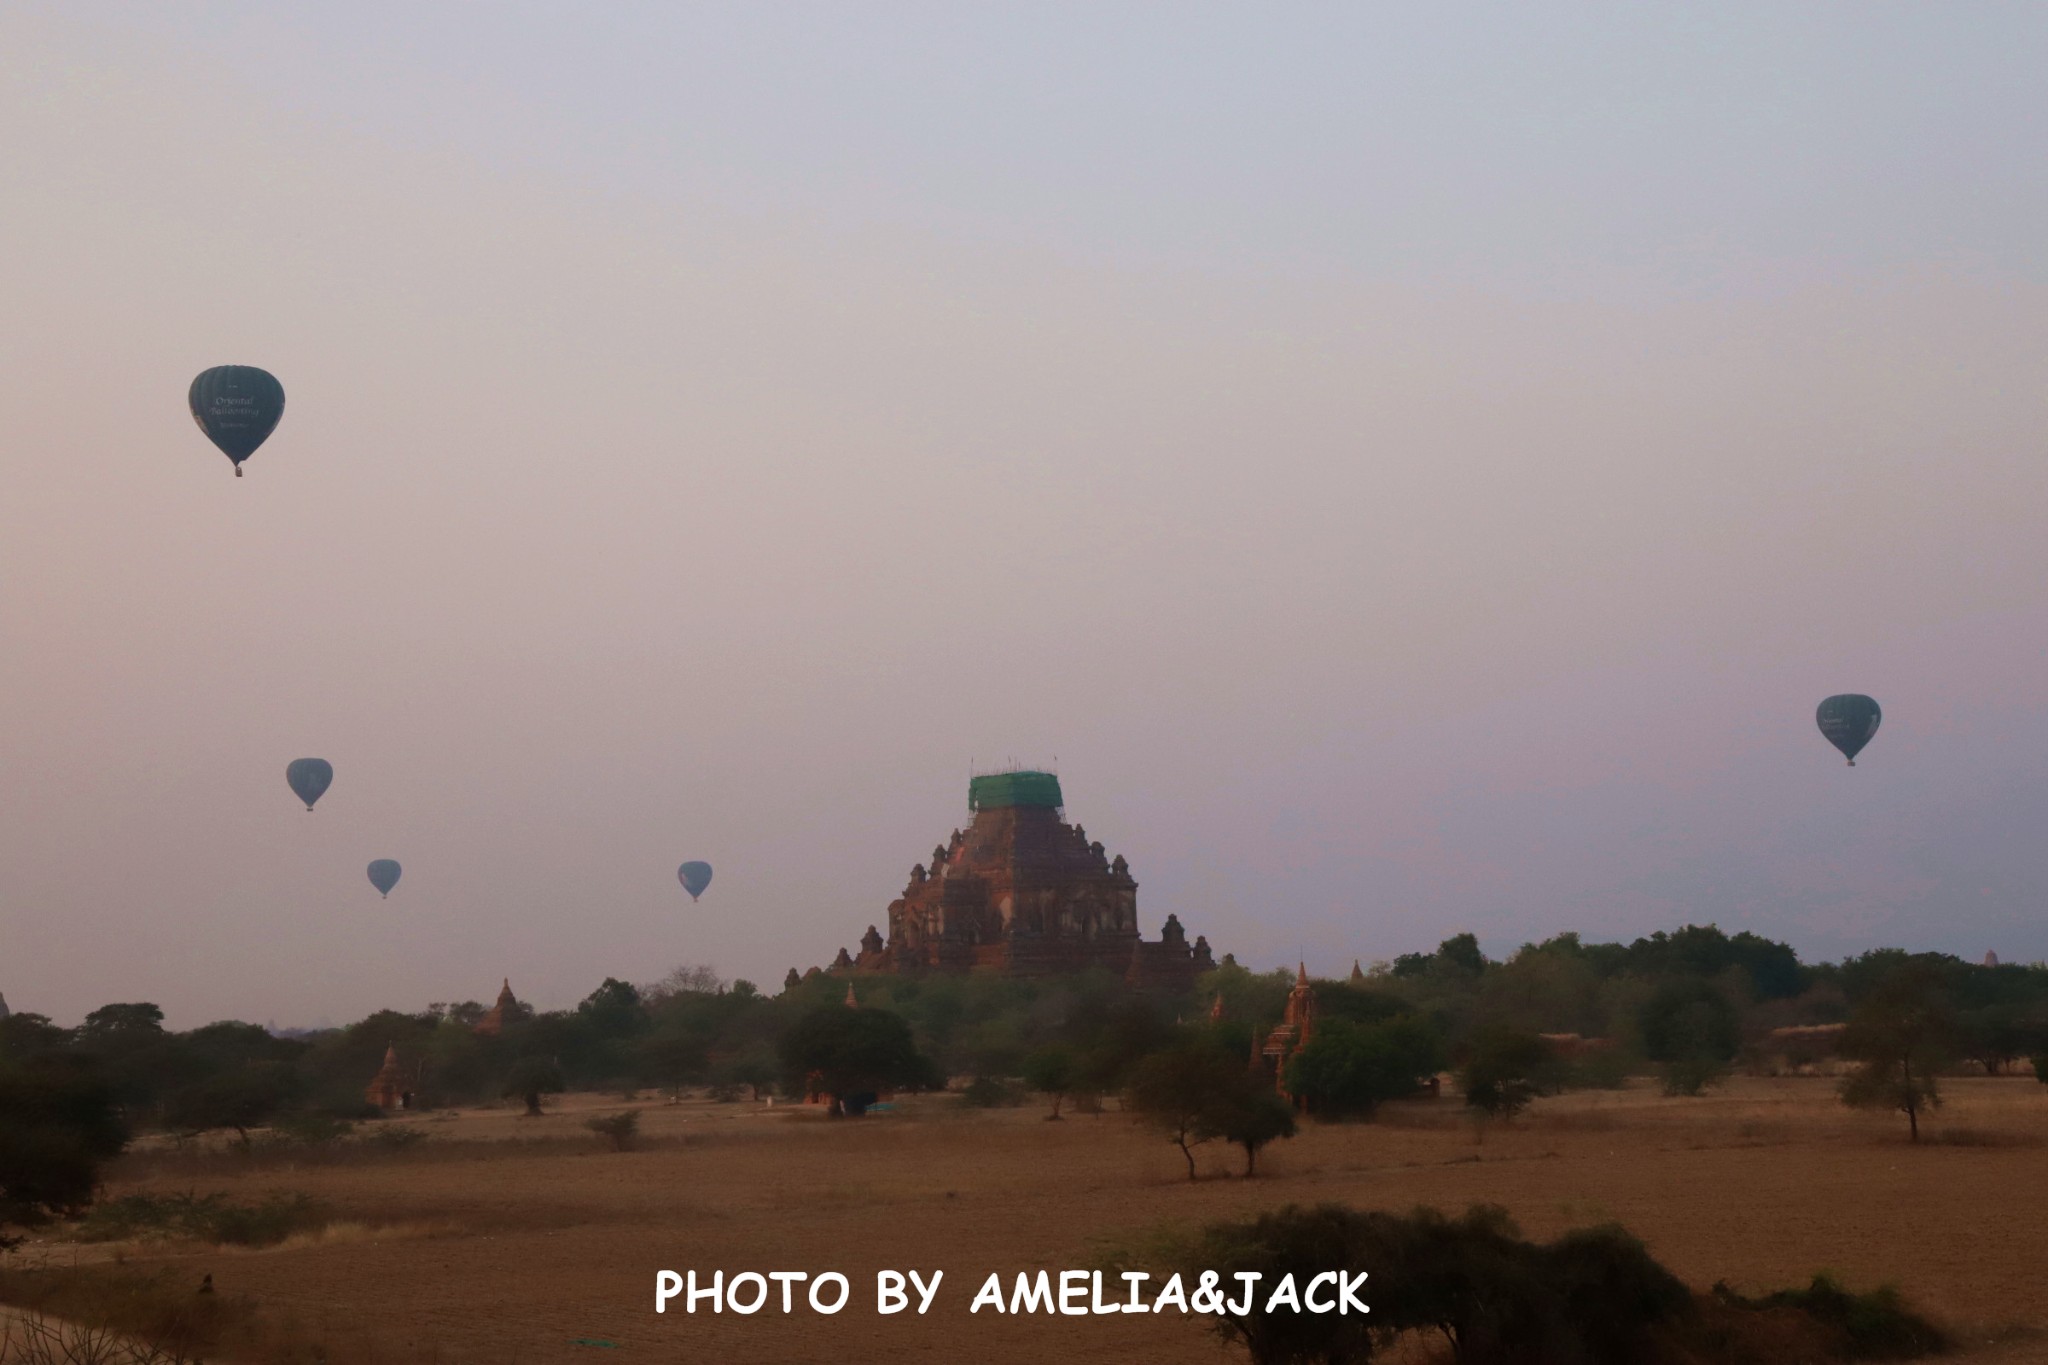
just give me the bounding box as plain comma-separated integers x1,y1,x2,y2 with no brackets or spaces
5,923,2046,1238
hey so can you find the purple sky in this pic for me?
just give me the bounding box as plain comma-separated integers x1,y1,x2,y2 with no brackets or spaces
3,5,2045,1027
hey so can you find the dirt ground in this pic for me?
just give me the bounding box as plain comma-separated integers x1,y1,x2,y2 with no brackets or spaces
21,1076,2048,1364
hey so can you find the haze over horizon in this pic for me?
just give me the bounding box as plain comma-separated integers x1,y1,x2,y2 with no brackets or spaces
3,4,2045,1029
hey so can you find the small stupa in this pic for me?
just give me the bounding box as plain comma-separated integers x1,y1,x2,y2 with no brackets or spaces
364,1044,406,1109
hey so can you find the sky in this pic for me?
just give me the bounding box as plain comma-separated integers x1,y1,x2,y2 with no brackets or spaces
2,4,2045,1027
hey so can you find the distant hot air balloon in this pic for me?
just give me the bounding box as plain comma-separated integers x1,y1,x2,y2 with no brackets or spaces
1816,694,1882,766
367,859,402,898
677,861,713,902
189,366,285,477
286,758,333,810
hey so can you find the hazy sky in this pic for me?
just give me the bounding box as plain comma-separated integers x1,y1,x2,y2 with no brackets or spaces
3,5,2045,1027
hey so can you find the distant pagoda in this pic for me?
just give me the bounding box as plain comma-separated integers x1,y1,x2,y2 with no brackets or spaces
823,771,1212,989
474,979,522,1036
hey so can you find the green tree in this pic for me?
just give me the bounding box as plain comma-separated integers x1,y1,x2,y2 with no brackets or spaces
776,1005,935,1116
1839,961,1955,1142
1638,979,1739,1096
578,978,647,1039
0,1060,130,1246
501,1058,566,1116
1459,1026,1550,1123
1219,1088,1297,1177
163,1061,301,1144
1021,1043,1081,1119
1284,1016,1443,1120
1127,1040,1294,1179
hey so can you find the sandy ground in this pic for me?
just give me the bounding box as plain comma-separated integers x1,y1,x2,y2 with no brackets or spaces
18,1076,2048,1364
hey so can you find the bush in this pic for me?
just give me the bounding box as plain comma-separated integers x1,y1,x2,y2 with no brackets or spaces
1714,1275,1948,1359
958,1076,1024,1108
74,1192,327,1247
585,1111,641,1152
1143,1202,1690,1365
269,1111,355,1146
363,1124,428,1152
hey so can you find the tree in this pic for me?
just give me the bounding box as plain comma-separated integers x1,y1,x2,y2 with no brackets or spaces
1839,961,1955,1142
1638,979,1739,1096
1127,1040,1294,1179
501,1058,565,1116
1127,1042,1237,1179
163,1061,301,1144
1955,1005,2039,1076
0,1059,130,1246
1459,1026,1550,1123
577,978,646,1039
636,1030,707,1100
1284,1016,1443,1119
776,1005,935,1116
1021,1044,1081,1120
1219,1089,1296,1177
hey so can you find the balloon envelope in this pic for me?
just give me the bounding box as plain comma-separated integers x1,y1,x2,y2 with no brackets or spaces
1816,694,1882,766
678,861,713,901
367,859,402,898
286,758,333,810
189,366,285,475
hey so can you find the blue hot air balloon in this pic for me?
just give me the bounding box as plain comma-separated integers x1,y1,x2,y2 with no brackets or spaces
189,366,285,476
286,758,333,811
367,859,402,898
1816,694,1882,767
677,861,713,902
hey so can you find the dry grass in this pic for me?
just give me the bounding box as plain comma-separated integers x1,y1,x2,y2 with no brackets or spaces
4,1077,2046,1363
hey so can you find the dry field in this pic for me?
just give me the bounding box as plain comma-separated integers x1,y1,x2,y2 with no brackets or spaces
19,1076,2048,1364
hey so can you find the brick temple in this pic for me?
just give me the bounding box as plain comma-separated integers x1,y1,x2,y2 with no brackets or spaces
815,771,1213,990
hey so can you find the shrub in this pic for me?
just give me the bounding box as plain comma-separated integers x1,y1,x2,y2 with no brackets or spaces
74,1192,327,1247
585,1111,641,1153
958,1076,1024,1108
269,1111,355,1146
363,1124,428,1152
1714,1275,1948,1359
1143,1202,1690,1365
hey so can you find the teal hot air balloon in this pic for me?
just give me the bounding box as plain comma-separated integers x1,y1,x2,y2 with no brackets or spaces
189,366,285,476
1816,694,1882,766
367,859,402,898
677,861,713,902
286,758,333,810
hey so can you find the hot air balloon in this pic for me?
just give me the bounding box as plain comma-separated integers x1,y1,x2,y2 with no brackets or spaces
286,758,333,810
189,366,285,476
1816,694,1882,766
677,861,713,901
367,859,402,898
